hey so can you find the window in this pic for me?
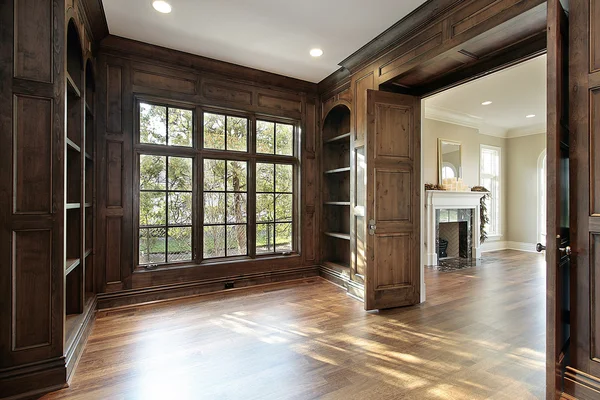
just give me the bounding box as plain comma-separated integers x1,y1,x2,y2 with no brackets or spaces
480,145,501,236
203,159,248,258
136,102,298,266
256,163,294,254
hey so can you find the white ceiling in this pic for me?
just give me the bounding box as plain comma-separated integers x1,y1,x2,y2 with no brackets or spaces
102,0,428,83
424,54,547,138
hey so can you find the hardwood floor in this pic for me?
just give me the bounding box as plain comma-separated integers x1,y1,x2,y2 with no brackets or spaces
43,250,545,400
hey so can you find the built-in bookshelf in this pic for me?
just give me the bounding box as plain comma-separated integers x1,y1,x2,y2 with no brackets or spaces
65,21,95,348
321,105,351,273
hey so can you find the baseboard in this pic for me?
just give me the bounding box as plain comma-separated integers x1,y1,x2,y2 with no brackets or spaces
97,266,320,310
65,295,97,382
0,358,66,400
481,241,538,253
481,240,508,252
319,265,364,301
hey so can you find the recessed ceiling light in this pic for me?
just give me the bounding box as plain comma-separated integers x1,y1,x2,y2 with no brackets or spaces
526,114,536,118
481,101,492,106
152,0,172,13
310,48,323,57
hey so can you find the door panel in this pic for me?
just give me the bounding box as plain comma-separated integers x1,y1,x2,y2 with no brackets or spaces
563,0,600,398
546,0,570,397
365,90,420,310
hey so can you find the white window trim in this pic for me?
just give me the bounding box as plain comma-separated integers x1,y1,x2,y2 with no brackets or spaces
479,144,502,237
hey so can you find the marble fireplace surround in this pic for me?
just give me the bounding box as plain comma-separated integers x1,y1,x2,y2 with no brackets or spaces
425,190,486,266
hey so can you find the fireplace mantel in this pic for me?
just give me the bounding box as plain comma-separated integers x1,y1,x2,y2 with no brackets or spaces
425,190,486,266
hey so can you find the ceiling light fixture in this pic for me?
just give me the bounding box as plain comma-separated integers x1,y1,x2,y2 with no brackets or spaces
310,48,323,57
526,114,536,118
152,0,172,13
481,101,492,106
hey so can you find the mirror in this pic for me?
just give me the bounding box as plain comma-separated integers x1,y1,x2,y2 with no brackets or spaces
438,139,462,183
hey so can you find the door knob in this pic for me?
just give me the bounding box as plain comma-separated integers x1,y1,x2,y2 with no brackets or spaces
559,246,572,256
536,243,546,252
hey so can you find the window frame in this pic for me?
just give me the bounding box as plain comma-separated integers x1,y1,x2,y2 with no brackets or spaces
133,96,300,269
479,144,502,237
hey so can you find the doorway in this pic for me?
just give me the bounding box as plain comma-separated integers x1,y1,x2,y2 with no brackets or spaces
417,55,549,396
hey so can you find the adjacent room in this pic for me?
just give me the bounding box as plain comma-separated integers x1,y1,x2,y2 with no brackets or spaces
2,1,598,399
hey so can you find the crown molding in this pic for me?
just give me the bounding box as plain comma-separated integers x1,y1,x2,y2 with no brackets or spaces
425,106,546,139
506,123,546,138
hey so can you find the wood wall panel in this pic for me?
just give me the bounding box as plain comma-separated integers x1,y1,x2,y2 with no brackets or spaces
374,103,411,160
593,1,600,73
450,0,521,37
14,0,52,82
257,93,301,113
106,65,122,133
593,234,600,361
202,82,252,105
593,87,600,215
105,217,122,283
374,233,411,288
133,70,196,95
375,170,411,222
354,72,374,142
305,102,316,153
106,140,122,208
13,95,52,214
12,229,52,350
379,28,443,78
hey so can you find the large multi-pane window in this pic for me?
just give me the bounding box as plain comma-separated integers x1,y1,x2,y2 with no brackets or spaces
480,145,501,236
137,101,297,266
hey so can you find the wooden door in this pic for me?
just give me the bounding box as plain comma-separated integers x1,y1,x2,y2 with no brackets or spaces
364,90,420,310
546,0,571,397
562,0,600,398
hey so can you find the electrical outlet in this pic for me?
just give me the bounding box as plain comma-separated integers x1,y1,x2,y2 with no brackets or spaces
224,282,234,289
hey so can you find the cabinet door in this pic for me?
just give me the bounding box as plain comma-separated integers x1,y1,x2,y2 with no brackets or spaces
364,90,421,310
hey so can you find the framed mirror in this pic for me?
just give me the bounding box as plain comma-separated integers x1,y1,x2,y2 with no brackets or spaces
438,139,462,183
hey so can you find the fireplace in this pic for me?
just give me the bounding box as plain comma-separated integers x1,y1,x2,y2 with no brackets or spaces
425,191,485,266
437,210,472,260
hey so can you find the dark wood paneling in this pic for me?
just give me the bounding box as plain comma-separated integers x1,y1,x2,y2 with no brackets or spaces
593,87,600,214
375,170,411,222
106,140,122,207
353,72,374,143
133,69,196,95
14,0,52,82
13,95,53,214
202,81,252,106
105,216,122,284
106,65,122,133
12,229,52,350
590,0,600,73
257,93,302,113
379,27,443,78
100,36,317,95
449,0,521,37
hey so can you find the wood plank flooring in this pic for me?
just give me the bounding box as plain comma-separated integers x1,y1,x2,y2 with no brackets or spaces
43,250,545,399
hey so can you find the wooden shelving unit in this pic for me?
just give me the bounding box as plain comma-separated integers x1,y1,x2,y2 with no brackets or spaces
64,22,96,348
321,105,351,272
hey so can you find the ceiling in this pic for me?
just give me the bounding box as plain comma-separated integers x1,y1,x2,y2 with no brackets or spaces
102,0,428,83
424,55,547,138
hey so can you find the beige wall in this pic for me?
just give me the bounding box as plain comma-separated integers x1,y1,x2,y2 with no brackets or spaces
423,118,547,246
506,133,546,244
423,119,508,239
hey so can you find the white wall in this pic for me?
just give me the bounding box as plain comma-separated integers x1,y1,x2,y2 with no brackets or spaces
422,119,546,249
506,133,546,244
423,119,508,240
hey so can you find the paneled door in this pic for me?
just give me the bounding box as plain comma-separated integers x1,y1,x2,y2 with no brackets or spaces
364,90,421,310
561,0,600,398
544,0,571,397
